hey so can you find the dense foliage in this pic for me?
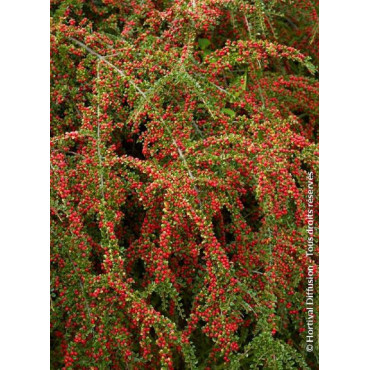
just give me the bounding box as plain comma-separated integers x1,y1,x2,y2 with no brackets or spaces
50,0,319,368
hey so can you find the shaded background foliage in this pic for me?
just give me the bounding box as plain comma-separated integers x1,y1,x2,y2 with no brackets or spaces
51,0,318,368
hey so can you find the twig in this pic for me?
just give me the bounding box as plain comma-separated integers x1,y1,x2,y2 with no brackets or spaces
69,37,147,99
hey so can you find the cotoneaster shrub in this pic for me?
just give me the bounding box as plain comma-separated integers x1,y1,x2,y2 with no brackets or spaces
50,0,319,369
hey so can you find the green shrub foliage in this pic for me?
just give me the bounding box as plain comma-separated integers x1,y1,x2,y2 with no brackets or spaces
51,0,319,368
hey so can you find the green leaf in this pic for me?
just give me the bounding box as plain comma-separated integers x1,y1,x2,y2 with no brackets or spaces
222,108,236,118
198,38,211,50
305,60,317,75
